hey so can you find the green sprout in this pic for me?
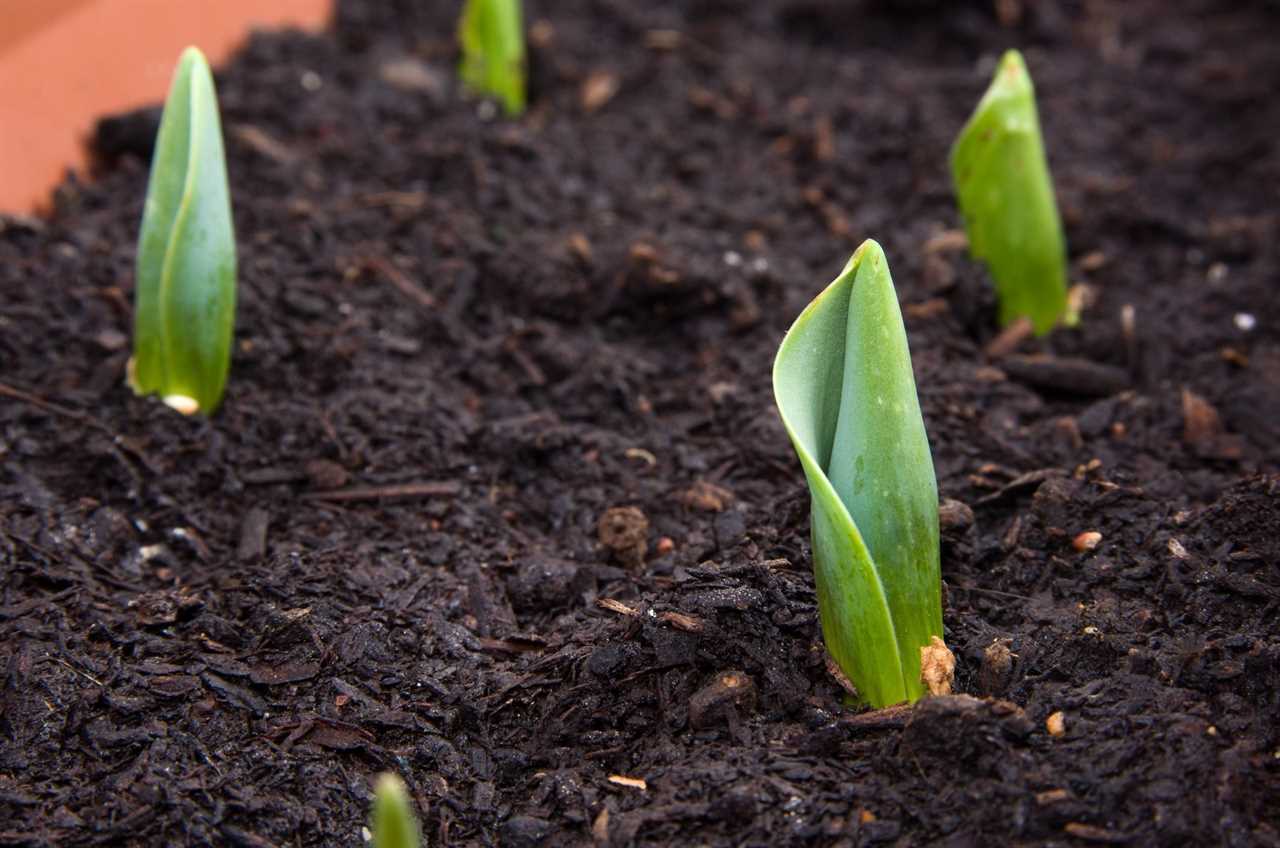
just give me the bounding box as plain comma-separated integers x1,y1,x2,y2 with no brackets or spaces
950,49,1067,335
458,0,526,116
773,240,942,708
371,773,420,848
128,46,236,416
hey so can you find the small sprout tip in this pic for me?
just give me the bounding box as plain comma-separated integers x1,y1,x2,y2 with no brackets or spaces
371,773,420,848
950,49,1067,335
130,46,237,416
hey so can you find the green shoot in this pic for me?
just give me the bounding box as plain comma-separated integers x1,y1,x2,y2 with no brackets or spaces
950,50,1068,335
458,0,526,116
129,46,236,415
773,240,942,708
371,773,420,848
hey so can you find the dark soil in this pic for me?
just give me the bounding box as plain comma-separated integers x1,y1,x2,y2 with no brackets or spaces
3,0,1279,845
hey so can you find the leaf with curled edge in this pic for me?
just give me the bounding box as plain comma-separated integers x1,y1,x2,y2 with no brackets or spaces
773,239,941,707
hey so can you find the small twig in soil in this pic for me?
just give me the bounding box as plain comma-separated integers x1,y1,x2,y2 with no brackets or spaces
300,481,461,502
0,381,156,475
365,255,437,310
607,775,647,791
52,657,103,687
357,191,427,210
952,583,1031,601
839,702,914,730
596,597,639,617
478,637,546,655
1063,822,1130,844
230,124,298,165
0,381,89,420
984,316,1034,359
657,611,703,632
975,467,1068,505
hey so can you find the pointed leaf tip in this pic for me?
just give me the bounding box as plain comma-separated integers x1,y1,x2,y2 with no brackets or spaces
372,773,420,848
179,45,207,65
1000,49,1026,77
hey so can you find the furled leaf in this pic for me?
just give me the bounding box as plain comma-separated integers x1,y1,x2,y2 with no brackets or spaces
950,50,1067,335
371,773,420,848
458,0,526,116
130,46,236,415
773,240,941,707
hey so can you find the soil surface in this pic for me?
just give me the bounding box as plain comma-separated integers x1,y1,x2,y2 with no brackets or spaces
3,1,1279,845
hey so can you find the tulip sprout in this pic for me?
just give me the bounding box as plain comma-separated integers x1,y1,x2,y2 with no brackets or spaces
371,773,420,848
950,50,1068,335
128,46,236,415
458,0,526,116
773,240,942,708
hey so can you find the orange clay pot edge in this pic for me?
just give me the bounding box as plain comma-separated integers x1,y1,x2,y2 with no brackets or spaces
0,0,333,214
